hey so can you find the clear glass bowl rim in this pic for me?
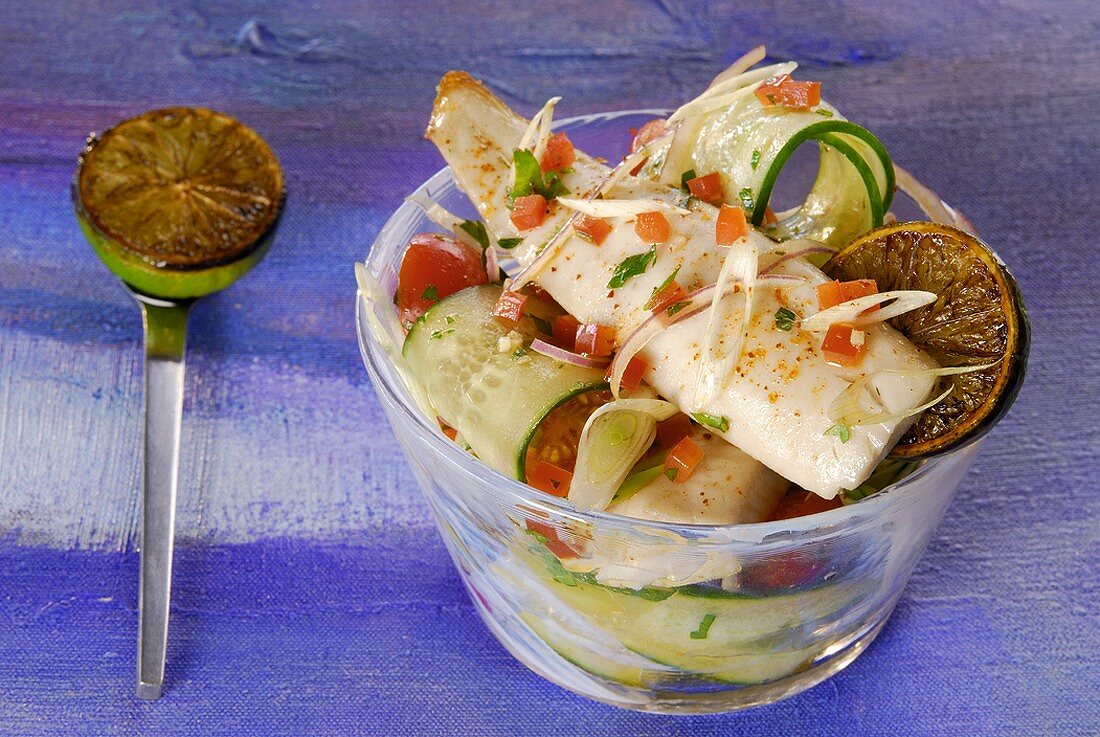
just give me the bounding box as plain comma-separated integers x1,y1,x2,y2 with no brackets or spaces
356,107,978,544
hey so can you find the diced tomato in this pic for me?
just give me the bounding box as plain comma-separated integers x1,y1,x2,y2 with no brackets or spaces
511,194,549,231
755,74,822,111
821,323,867,366
540,132,575,173
606,355,649,391
439,421,458,441
715,204,748,246
741,553,829,592
647,281,688,314
491,291,528,324
686,172,724,205
527,459,573,497
524,518,578,559
817,278,879,310
574,214,613,245
552,314,581,349
630,118,670,153
767,489,842,521
575,323,616,356
396,233,488,325
663,436,704,483
762,205,779,227
528,284,557,304
634,211,671,244
656,413,693,449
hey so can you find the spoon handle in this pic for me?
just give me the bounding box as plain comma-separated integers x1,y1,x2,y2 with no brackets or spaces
135,299,191,700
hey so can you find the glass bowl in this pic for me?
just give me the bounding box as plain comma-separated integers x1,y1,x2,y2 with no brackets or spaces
356,110,984,713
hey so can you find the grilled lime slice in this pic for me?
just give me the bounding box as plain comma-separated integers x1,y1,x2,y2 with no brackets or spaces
824,222,1029,457
73,107,284,298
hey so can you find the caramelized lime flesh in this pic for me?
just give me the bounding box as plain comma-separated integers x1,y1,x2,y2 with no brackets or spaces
75,107,284,297
825,222,1028,456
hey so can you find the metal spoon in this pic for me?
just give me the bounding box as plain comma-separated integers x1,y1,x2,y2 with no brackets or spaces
72,108,284,699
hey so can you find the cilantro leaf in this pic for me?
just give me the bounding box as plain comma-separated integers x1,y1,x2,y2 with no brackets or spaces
497,237,523,250
607,246,656,289
689,613,716,640
824,422,851,443
774,307,796,331
458,220,489,250
679,168,697,193
512,149,571,203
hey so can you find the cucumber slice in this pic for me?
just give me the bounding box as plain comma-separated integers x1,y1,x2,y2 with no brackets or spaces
520,537,868,685
403,284,606,479
682,97,894,250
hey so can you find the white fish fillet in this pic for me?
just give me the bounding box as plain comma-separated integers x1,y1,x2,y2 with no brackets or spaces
426,72,935,497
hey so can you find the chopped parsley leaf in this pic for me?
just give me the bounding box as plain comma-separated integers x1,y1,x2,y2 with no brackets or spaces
497,237,523,250
679,168,697,193
608,246,656,289
815,109,834,117
666,300,692,316
421,284,439,301
824,422,851,443
774,307,796,331
691,412,730,432
445,315,457,325
512,347,528,358
430,328,455,340
648,266,681,305
750,149,761,170
459,220,489,250
511,149,570,202
689,613,716,640
664,467,678,481
738,187,755,211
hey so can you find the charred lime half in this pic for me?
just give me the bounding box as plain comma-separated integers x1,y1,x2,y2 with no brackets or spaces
73,107,284,299
825,221,1029,457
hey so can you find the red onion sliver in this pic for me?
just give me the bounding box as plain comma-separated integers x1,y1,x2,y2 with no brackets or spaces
758,243,837,274
530,337,609,369
608,284,716,398
485,244,499,282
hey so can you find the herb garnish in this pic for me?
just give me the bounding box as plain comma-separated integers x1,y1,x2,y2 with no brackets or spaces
774,307,796,331
497,237,523,250
608,246,657,289
421,285,439,302
459,219,489,250
647,266,681,307
666,300,691,316
430,328,454,340
691,412,730,432
679,168,697,193
815,109,834,117
738,187,755,211
512,149,569,203
824,422,851,443
750,149,761,170
664,467,678,481
689,613,716,640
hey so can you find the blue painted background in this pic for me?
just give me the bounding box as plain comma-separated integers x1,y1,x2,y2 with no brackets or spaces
0,1,1096,735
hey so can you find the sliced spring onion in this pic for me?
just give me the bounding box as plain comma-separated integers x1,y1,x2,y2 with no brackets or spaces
828,362,999,427
529,337,610,369
569,398,678,511
799,290,937,332
515,96,561,161
693,233,759,409
556,197,689,218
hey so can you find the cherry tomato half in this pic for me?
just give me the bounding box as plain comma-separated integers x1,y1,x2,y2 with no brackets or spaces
396,233,487,325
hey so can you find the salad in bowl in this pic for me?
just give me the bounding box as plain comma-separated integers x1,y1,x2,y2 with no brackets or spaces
356,46,1028,712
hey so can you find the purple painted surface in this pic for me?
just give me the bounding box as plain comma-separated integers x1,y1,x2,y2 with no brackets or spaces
0,1,1097,734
